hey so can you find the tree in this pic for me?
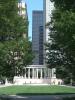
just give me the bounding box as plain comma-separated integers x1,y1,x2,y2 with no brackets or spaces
46,0,75,83
0,38,34,78
0,0,33,80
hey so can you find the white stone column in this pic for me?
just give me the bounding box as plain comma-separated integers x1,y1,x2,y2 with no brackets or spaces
49,69,52,78
40,68,43,78
24,68,26,78
52,68,54,78
32,68,34,78
34,69,36,78
44,68,46,78
28,68,30,78
48,68,50,78
52,68,56,78
51,69,52,78
37,68,38,79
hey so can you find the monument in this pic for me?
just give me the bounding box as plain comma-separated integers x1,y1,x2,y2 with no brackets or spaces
13,65,62,85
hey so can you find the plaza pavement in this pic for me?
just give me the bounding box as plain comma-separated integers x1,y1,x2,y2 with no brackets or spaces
0,94,75,100
0,84,75,88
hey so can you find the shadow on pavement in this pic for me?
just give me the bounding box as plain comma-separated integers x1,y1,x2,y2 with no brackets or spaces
0,94,75,100
16,93,75,96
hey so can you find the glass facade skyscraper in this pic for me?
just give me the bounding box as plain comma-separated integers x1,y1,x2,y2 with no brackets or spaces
32,0,54,65
32,11,43,65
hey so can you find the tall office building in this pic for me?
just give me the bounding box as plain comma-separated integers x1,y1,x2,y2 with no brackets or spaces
18,0,28,38
43,0,54,64
43,0,54,42
32,1,54,65
18,0,28,19
32,11,43,65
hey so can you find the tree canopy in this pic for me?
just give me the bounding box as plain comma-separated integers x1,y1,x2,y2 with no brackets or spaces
46,0,75,83
0,0,33,79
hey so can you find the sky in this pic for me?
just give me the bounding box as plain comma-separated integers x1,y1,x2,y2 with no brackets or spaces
24,0,43,40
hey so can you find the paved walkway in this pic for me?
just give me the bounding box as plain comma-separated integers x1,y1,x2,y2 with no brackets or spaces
0,84,13,88
0,94,75,100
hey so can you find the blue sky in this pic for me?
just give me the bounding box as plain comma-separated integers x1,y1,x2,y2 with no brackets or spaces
24,0,43,40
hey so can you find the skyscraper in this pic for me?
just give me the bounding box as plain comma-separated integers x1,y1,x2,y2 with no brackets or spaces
32,11,43,65
43,0,54,64
18,0,28,19
18,0,28,38
32,1,54,65
43,0,54,42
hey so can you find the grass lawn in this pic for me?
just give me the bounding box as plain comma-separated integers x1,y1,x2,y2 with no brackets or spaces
0,85,75,95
